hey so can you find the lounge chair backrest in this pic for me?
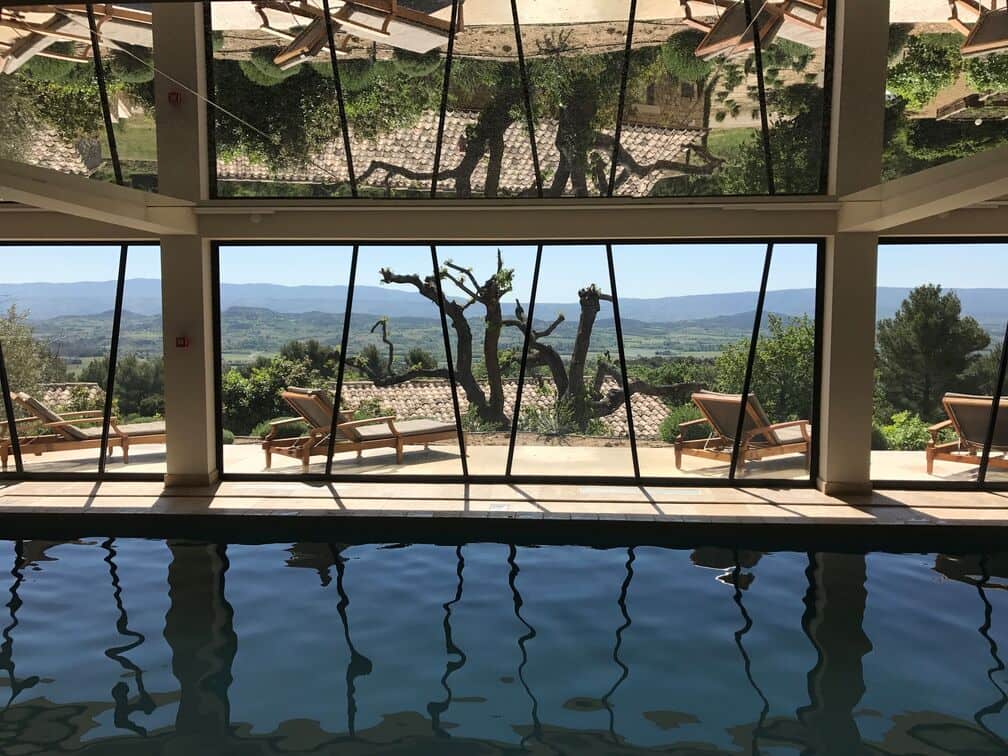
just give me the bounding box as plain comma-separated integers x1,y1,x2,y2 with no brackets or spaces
283,387,335,429
694,2,783,59
943,393,1008,450
963,8,1008,57
12,392,88,441
692,391,779,445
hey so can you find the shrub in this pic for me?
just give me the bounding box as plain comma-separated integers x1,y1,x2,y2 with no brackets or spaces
251,418,309,439
110,46,154,84
880,411,930,451
22,43,78,82
221,429,235,445
965,53,1008,94
660,31,712,82
658,403,706,444
352,398,393,420
239,46,298,86
462,404,500,432
887,34,961,110
871,423,888,451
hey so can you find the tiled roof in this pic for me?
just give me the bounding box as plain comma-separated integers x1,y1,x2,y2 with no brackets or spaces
339,377,670,437
216,110,701,196
25,128,91,175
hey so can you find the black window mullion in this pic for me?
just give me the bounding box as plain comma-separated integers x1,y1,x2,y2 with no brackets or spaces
607,0,637,197
326,245,360,476
321,0,358,197
729,241,774,481
742,0,775,195
979,319,1008,486
0,342,24,474
98,244,129,476
430,245,469,477
510,0,543,198
506,244,544,477
431,0,461,198
86,4,123,187
605,243,640,478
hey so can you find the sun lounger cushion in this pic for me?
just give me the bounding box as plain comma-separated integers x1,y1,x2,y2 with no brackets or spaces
75,422,166,440
348,418,455,441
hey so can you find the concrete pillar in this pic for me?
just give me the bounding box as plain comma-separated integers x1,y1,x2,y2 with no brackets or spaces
819,0,889,494
152,4,217,485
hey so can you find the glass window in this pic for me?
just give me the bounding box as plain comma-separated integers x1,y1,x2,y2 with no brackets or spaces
873,241,1008,485
884,1,1008,181
217,244,353,475
509,244,634,477
336,245,464,476
0,4,158,190
0,244,120,473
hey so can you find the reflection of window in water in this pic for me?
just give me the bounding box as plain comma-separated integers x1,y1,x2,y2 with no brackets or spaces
681,82,696,99
645,83,657,106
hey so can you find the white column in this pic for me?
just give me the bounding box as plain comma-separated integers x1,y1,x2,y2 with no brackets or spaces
153,3,217,486
818,0,889,494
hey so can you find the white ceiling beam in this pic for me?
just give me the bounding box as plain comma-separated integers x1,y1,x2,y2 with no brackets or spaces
0,158,196,235
838,144,1008,232
194,201,839,240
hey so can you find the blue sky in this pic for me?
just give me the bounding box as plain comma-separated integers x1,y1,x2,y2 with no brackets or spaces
5,243,1007,302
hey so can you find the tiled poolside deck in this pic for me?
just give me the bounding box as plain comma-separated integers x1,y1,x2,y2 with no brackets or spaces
7,442,1004,484
0,477,1006,531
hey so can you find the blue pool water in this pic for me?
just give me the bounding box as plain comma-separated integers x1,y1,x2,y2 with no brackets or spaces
0,540,1006,753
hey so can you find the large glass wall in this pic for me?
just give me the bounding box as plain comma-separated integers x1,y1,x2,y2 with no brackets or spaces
0,243,164,477
215,240,822,483
205,0,833,198
884,1,1008,182
0,4,159,191
872,241,1008,487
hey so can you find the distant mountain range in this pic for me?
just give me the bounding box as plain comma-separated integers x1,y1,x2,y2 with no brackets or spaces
4,279,1008,327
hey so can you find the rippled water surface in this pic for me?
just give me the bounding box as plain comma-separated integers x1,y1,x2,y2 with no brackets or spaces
1,540,1006,754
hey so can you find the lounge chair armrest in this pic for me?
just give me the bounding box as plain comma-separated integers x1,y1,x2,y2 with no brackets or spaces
59,410,105,419
269,417,307,427
743,419,811,443
677,418,710,429
927,418,953,441
338,416,397,430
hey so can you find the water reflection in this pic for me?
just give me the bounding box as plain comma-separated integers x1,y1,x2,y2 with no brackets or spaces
0,541,1007,752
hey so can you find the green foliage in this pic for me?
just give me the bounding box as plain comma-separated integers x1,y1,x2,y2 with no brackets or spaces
239,46,299,87
22,43,79,82
659,31,712,82
406,347,437,370
221,429,235,445
351,398,393,420
888,24,911,62
221,350,326,434
391,49,443,79
0,305,68,400
628,356,716,388
110,46,154,84
871,423,889,451
78,354,164,417
518,383,606,436
659,403,706,444
356,344,387,378
876,284,990,422
887,34,961,110
252,418,309,439
965,53,1008,94
714,315,815,421
879,411,931,451
462,403,499,433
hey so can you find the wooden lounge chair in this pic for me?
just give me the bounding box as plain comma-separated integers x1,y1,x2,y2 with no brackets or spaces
674,390,811,475
680,0,784,60
926,393,1008,474
262,386,458,472
0,392,165,471
948,0,1008,57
